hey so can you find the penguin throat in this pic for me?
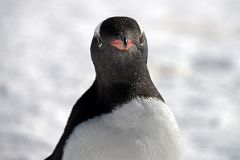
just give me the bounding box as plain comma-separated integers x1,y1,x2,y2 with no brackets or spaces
94,70,163,106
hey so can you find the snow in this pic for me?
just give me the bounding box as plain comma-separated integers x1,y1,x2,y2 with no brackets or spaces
0,0,240,160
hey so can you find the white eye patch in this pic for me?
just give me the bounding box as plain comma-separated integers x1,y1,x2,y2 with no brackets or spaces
94,20,144,38
94,21,102,37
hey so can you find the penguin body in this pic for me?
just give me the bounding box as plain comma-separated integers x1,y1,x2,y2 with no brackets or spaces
63,98,181,160
45,16,182,160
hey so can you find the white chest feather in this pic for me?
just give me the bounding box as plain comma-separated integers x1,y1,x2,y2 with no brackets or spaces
63,98,182,160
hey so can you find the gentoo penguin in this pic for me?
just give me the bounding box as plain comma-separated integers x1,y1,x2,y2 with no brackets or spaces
45,16,182,160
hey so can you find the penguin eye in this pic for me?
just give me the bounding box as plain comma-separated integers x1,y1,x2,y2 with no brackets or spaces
139,32,145,45
96,36,102,48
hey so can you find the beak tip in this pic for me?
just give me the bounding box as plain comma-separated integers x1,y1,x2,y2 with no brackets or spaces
111,39,134,51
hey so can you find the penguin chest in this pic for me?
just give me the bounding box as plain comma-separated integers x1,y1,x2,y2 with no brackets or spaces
62,98,182,160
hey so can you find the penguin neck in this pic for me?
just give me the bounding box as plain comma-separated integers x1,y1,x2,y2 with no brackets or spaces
94,65,164,107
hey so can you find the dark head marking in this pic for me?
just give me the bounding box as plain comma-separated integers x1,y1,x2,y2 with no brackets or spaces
91,17,148,86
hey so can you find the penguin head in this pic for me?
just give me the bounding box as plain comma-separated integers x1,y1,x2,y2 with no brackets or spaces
91,17,148,85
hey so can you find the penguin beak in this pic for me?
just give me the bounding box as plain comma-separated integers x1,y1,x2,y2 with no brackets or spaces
111,36,134,51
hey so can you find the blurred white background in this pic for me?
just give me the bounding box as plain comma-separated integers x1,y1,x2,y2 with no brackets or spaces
0,0,240,160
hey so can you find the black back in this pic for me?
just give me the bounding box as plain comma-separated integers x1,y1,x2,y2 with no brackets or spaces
45,16,164,160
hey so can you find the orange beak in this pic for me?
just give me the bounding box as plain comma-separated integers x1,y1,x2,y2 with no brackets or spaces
111,39,134,51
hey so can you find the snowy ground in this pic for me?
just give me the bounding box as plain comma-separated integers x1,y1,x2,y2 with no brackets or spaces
0,0,240,160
